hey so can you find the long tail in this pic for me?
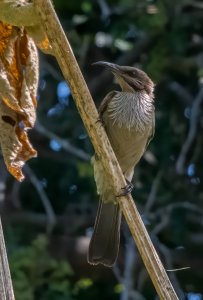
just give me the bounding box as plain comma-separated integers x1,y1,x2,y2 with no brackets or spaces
88,199,121,267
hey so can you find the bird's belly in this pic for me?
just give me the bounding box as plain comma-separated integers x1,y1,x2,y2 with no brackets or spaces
106,123,150,174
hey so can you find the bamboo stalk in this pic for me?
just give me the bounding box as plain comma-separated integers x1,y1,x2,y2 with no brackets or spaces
33,1,179,299
0,219,15,300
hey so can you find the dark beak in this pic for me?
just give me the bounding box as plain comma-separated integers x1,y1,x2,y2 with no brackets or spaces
92,61,120,74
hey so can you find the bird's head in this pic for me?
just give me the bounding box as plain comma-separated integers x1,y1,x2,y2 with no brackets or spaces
93,61,154,96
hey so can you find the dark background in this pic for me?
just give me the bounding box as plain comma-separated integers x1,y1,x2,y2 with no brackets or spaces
2,0,203,299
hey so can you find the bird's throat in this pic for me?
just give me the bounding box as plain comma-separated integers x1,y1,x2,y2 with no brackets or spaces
107,91,154,131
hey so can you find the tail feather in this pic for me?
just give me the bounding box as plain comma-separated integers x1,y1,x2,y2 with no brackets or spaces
88,200,121,267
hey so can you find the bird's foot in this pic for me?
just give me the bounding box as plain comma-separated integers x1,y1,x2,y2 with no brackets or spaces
96,118,103,125
116,180,134,197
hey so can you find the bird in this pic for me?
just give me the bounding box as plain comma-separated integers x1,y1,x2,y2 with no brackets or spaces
88,61,155,267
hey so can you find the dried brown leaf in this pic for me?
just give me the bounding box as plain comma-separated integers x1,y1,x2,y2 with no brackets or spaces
0,1,52,54
0,21,39,181
0,100,37,181
0,1,39,27
26,25,52,53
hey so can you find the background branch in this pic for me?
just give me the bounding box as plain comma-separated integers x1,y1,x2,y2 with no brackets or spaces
24,165,56,233
176,85,203,174
35,122,91,161
144,169,163,214
120,236,138,300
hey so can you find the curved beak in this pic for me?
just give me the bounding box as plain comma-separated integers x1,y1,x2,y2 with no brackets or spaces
92,61,120,74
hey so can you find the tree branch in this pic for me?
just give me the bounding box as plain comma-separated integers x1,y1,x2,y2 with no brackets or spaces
144,169,163,214
33,1,179,298
6,209,93,234
24,165,56,233
35,122,91,161
0,219,15,300
176,85,203,174
120,236,138,300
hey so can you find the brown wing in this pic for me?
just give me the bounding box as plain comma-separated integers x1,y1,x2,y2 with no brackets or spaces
146,107,155,150
98,91,117,119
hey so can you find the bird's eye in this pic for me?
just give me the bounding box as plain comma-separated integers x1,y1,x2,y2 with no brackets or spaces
127,71,136,76
126,70,137,76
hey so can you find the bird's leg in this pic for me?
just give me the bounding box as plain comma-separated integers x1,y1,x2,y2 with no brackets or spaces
96,118,102,124
96,117,103,126
116,179,134,197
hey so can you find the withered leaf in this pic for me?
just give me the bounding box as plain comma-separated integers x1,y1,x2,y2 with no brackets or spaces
0,1,52,54
0,21,38,181
0,100,37,181
0,1,39,27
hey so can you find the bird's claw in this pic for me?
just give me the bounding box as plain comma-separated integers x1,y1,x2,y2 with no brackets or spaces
116,181,134,197
96,118,103,125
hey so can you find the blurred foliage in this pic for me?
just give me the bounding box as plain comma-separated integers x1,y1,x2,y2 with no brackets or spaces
10,235,74,300
1,0,203,299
